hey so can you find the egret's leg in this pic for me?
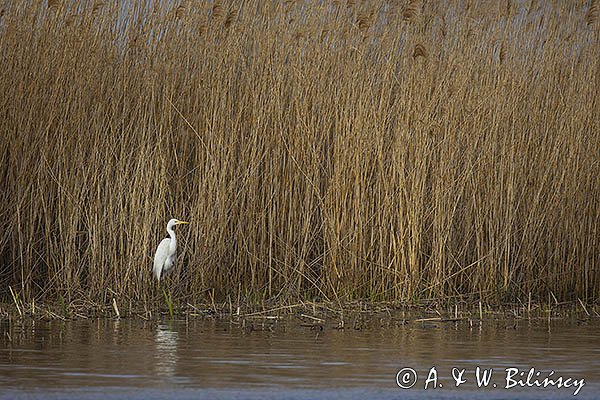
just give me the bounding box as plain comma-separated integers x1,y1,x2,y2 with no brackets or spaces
153,278,163,318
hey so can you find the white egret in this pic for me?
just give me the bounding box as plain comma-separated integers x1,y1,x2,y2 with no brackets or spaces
153,218,189,281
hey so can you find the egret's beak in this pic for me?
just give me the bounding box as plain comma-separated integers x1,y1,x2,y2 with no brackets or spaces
175,220,189,225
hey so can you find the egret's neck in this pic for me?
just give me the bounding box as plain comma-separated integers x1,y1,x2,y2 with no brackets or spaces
166,221,178,252
167,225,176,241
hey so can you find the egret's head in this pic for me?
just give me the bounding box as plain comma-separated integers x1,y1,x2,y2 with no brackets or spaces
167,218,190,229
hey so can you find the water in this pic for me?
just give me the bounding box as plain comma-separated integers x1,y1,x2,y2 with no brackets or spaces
0,316,599,399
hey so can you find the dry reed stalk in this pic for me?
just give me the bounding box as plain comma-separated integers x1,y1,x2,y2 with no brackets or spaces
320,28,329,43
498,41,506,64
502,0,512,18
527,0,537,16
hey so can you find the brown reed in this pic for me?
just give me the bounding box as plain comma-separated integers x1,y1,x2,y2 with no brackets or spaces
0,0,598,310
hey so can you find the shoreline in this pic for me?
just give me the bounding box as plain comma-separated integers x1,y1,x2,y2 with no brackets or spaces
1,299,598,323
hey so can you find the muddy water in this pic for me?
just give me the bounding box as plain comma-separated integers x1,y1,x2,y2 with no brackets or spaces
0,316,599,399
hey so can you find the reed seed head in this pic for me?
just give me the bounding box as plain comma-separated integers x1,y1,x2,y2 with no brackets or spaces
586,0,598,26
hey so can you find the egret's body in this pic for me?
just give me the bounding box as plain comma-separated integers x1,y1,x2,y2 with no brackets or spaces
153,218,189,281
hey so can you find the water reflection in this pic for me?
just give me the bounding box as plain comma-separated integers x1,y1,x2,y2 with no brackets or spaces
154,324,178,377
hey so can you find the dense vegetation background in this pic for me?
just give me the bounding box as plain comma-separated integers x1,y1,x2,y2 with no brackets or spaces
1,0,598,308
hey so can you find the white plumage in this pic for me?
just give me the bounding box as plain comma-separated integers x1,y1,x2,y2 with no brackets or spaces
153,218,189,281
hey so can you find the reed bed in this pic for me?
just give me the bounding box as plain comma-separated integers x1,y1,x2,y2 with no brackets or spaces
0,0,598,310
